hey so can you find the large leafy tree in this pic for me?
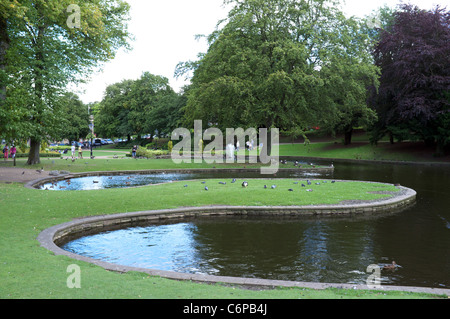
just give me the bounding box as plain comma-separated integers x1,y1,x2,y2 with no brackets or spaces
59,92,90,142
95,72,180,140
177,0,379,149
0,0,132,164
370,4,450,155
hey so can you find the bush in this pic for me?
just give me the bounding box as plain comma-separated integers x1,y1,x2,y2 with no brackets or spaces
135,148,170,158
15,152,61,158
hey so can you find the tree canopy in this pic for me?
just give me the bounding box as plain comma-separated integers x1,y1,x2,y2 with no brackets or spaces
95,72,184,140
177,0,379,146
370,4,450,155
0,0,132,164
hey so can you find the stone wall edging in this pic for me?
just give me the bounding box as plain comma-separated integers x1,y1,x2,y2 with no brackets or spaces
34,185,450,296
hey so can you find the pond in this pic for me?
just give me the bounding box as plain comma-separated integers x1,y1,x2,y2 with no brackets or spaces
39,172,196,190
60,160,450,289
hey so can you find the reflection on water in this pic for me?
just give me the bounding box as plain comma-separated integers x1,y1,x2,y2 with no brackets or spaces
40,173,195,190
60,161,450,289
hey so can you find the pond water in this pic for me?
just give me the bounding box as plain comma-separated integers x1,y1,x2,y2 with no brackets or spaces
39,172,196,190
61,161,450,289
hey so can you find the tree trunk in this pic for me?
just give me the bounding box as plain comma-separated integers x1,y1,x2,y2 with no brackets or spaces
27,138,41,165
344,128,353,145
27,18,46,165
0,15,9,102
389,132,394,144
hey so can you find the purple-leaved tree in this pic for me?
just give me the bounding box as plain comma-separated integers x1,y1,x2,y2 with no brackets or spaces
371,4,450,155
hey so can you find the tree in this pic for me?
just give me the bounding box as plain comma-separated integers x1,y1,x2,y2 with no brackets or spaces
177,0,379,151
370,5,450,155
0,0,132,164
59,92,90,142
95,72,180,140
95,79,134,140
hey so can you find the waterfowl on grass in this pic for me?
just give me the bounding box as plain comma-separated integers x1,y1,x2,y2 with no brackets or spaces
242,181,248,188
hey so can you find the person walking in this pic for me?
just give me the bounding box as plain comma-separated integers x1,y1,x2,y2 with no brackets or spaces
3,144,9,161
78,144,83,159
71,143,76,159
10,145,16,159
132,145,137,158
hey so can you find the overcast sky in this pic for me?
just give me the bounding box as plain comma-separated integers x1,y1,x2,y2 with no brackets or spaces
75,0,449,104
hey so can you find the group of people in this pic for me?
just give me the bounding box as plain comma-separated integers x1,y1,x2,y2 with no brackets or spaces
71,144,84,159
2,144,17,161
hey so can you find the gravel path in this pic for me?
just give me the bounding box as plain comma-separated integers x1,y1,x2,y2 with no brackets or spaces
0,167,52,183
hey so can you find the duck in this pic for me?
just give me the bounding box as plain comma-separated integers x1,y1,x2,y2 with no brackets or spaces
184,185,188,187
382,261,398,270
231,178,236,183
204,186,208,191
288,189,294,192
271,185,276,189
301,184,306,187
242,181,248,188
264,185,267,189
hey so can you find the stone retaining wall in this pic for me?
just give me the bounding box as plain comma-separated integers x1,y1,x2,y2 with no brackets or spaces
34,185,434,295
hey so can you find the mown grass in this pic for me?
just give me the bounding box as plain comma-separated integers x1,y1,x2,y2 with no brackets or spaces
1,171,445,299
0,148,447,299
279,142,449,162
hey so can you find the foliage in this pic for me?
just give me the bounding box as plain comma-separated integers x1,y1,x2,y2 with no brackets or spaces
177,0,379,146
0,0,132,164
370,4,450,155
59,92,90,142
95,72,184,140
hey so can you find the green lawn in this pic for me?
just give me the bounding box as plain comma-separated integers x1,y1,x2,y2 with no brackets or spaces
1,167,444,299
0,151,447,299
278,142,449,162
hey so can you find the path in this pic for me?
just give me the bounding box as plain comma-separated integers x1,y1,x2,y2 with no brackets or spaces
0,167,53,183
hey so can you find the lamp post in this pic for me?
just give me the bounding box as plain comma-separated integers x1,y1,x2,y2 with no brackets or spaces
89,115,94,159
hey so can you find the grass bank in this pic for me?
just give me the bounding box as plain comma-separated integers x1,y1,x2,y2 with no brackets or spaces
279,141,450,163
0,149,447,299
0,169,445,299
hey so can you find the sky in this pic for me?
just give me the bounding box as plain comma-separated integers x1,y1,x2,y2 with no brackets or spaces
75,0,449,104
